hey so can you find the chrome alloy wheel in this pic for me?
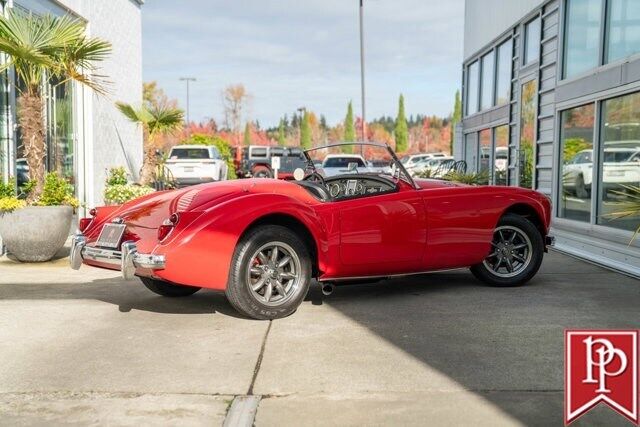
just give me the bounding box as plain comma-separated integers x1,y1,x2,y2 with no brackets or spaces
246,241,302,307
482,225,533,278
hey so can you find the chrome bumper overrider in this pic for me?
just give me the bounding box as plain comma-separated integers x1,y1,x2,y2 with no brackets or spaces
69,234,165,280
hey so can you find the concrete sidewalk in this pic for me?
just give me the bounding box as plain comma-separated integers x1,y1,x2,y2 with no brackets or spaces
0,250,638,426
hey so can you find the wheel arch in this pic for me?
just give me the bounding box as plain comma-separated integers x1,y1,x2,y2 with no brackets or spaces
501,203,546,239
240,213,321,277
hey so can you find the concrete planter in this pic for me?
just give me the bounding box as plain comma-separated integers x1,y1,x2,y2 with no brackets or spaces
0,205,73,262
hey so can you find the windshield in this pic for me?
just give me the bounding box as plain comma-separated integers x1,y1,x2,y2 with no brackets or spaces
323,157,367,168
304,142,418,189
170,147,218,160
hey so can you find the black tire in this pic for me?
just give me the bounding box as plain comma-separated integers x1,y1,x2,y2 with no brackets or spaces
226,225,311,320
470,213,544,287
140,277,201,297
253,166,273,178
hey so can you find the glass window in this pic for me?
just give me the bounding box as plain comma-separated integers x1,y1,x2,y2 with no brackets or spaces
564,0,603,78
519,80,537,188
480,52,495,110
606,0,640,63
559,103,595,222
170,148,211,159
479,129,491,175
597,92,640,231
47,80,75,192
466,61,479,115
524,17,541,64
496,39,512,106
494,125,509,185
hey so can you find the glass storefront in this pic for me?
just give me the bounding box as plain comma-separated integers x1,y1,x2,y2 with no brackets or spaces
494,125,509,185
559,103,595,222
47,79,75,192
496,39,512,106
607,0,640,63
519,80,537,188
524,16,541,65
563,0,602,78
480,51,494,110
466,61,479,116
597,92,640,231
479,129,491,175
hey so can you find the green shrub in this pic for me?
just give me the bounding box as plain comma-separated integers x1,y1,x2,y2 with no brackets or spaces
0,179,15,198
104,184,154,205
37,172,79,208
106,167,129,186
0,197,25,213
179,133,237,179
443,170,490,185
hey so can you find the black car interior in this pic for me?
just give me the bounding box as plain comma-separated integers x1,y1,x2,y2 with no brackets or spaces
296,174,397,202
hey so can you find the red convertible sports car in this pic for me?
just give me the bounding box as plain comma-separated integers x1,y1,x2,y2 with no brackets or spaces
71,142,554,320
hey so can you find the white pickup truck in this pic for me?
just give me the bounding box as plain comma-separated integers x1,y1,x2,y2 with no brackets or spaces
165,145,228,187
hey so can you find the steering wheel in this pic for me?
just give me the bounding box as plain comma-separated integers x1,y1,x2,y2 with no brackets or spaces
304,171,326,186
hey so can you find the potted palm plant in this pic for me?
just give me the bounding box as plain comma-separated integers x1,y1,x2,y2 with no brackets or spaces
0,11,111,262
116,103,184,186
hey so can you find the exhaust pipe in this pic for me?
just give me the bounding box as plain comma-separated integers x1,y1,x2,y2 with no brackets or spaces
321,283,334,296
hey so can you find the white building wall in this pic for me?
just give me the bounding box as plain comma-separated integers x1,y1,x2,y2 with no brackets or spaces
464,0,544,60
56,0,144,208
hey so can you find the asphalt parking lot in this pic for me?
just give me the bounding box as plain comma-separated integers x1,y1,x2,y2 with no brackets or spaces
0,249,638,426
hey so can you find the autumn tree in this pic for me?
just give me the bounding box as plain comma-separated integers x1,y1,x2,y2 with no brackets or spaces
450,90,462,153
222,84,250,142
300,111,311,149
277,119,286,146
395,94,408,153
243,122,252,146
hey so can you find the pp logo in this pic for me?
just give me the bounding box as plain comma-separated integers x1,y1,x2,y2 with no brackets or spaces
565,330,638,425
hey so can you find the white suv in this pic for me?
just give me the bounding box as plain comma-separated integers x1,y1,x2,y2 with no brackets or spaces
165,145,228,187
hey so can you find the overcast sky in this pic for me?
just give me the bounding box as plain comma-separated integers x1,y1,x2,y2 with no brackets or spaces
142,0,464,128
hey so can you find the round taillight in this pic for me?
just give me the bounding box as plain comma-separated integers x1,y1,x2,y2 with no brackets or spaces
169,213,179,224
89,208,97,216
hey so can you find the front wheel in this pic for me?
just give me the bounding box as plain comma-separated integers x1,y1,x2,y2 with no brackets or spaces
470,214,544,287
226,225,311,320
140,277,201,297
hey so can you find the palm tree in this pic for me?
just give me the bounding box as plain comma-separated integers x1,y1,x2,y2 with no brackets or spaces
116,102,184,185
0,11,111,201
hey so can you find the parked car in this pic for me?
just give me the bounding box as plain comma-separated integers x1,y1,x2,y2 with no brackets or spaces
411,156,455,177
563,147,640,198
71,142,554,320
235,145,307,179
321,154,373,177
16,158,29,188
401,153,447,170
165,145,228,188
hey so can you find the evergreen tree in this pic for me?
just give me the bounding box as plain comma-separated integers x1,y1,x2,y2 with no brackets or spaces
320,114,328,131
343,101,356,153
450,90,462,153
243,122,252,146
300,111,311,149
278,119,286,146
395,94,408,153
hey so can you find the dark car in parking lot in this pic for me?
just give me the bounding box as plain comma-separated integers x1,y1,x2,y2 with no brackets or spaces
234,145,307,179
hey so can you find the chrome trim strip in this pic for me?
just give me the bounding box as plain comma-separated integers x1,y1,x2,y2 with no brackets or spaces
318,267,465,282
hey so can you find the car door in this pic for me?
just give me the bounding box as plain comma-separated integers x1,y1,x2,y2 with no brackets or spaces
338,188,427,273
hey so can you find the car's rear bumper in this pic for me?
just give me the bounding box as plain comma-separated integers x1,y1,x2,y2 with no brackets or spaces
70,234,165,280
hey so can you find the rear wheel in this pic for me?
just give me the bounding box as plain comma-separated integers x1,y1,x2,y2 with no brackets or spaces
470,214,544,287
253,166,273,178
226,225,311,320
140,277,201,297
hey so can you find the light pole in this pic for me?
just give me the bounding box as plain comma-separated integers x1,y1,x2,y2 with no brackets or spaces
179,77,196,124
359,0,367,155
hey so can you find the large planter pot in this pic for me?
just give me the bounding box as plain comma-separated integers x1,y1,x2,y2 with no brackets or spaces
0,205,73,262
